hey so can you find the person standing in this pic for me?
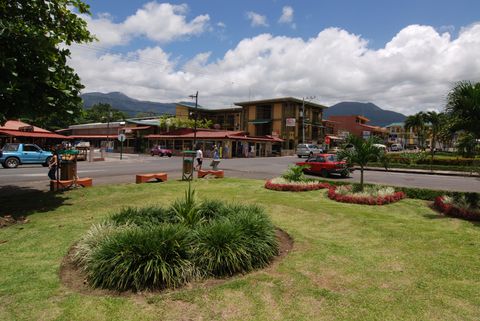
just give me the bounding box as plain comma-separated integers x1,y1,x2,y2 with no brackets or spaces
195,147,203,171
213,144,219,160
48,149,58,180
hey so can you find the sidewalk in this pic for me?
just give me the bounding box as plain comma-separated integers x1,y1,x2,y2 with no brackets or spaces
360,166,480,177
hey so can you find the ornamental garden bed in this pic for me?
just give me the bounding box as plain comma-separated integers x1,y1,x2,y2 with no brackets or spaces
433,194,480,221
327,185,406,205
265,177,331,192
64,186,287,293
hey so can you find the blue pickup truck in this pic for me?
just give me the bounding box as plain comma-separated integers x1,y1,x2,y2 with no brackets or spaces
0,143,53,168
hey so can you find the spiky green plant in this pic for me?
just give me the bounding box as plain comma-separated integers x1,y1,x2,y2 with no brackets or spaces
169,183,203,227
110,205,171,226
281,164,309,182
87,224,196,291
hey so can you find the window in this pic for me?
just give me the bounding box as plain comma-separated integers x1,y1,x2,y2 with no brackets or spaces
256,104,272,119
23,145,40,152
316,156,326,162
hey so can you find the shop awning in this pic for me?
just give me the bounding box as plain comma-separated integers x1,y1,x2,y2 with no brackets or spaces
0,129,68,139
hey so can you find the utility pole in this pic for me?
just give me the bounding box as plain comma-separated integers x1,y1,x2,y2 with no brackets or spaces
189,91,198,148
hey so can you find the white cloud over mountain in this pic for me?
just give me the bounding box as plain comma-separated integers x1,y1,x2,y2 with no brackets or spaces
69,9,480,115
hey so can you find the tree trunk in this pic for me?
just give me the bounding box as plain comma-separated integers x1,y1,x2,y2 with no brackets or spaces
360,165,364,191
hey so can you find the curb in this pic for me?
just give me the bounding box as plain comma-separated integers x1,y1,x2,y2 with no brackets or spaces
359,166,479,178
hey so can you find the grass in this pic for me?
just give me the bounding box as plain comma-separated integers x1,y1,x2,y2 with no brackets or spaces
1,178,480,320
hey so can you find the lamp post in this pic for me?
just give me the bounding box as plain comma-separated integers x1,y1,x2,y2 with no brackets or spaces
301,96,315,144
189,91,198,148
106,110,112,152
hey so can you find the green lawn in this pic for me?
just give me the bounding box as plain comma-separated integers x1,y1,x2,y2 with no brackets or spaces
1,179,479,321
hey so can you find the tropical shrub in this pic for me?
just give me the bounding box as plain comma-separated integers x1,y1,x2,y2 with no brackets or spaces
265,177,330,192
281,164,309,182
328,185,406,205
72,186,279,291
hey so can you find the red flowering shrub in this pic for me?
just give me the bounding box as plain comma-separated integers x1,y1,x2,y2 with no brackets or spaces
327,186,406,205
434,196,480,221
264,179,330,192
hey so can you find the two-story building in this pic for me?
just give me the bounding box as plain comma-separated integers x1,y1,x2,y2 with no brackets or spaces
327,115,388,141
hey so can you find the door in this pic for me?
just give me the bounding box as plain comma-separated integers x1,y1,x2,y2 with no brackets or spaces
22,144,42,163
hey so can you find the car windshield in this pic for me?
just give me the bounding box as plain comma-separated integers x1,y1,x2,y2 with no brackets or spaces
308,145,318,149
326,155,337,162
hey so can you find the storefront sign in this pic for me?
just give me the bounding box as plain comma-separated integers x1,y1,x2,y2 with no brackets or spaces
286,118,296,127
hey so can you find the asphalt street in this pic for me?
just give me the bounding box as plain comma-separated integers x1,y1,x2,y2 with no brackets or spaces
0,154,479,196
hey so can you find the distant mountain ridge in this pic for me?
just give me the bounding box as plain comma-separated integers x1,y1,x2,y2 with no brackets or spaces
325,102,406,127
81,92,176,116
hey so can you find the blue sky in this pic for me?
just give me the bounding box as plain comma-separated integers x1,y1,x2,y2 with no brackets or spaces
69,0,480,114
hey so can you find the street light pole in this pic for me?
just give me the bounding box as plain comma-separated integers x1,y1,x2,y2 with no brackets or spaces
189,91,198,148
106,110,112,152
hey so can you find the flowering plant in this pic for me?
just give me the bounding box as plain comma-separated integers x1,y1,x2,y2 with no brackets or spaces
327,185,405,205
265,177,330,192
434,196,480,221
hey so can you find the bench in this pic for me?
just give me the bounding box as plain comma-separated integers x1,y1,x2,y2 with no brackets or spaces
136,173,168,184
197,170,224,178
50,177,93,191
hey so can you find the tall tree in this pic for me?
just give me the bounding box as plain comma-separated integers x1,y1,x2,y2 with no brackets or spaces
446,81,480,138
0,0,94,127
80,103,127,123
404,112,427,150
337,135,386,191
423,111,446,159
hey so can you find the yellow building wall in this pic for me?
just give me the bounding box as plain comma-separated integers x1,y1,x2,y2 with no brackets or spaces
247,106,256,134
176,106,190,119
272,103,282,136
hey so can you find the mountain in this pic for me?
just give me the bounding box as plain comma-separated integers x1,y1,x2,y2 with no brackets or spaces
81,92,176,116
324,102,406,127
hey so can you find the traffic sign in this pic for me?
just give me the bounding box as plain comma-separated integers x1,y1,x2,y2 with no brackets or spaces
118,133,126,142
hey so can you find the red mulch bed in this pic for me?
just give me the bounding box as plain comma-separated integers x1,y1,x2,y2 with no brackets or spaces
433,196,480,221
264,179,330,192
327,186,406,205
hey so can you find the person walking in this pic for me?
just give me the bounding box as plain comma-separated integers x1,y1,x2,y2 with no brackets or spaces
48,149,58,180
195,146,203,171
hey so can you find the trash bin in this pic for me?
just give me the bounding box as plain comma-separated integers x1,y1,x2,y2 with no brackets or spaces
182,150,196,181
60,160,76,180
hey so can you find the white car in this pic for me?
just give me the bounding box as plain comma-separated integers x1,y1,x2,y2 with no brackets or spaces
296,144,323,158
390,143,403,151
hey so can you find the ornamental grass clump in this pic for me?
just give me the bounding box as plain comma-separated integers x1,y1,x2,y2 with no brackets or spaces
434,192,480,221
72,185,279,292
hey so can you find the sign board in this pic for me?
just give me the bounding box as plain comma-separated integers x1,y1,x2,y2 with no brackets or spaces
286,118,296,127
325,136,331,145
362,131,371,140
118,133,126,142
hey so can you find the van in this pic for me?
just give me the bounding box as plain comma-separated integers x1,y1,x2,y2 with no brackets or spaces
296,144,323,158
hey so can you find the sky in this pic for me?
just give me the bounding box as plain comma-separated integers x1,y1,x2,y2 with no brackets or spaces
68,0,480,115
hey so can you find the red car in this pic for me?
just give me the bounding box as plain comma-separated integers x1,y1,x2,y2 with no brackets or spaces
296,153,353,178
150,145,172,157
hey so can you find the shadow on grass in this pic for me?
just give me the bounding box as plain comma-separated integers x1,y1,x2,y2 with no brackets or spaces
0,185,70,218
425,203,480,227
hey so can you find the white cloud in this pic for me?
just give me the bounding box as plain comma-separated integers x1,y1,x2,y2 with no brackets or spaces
279,6,294,24
217,22,226,28
69,23,480,115
246,11,269,27
81,2,210,46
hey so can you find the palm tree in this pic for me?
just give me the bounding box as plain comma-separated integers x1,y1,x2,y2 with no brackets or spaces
446,81,480,139
337,134,386,192
423,111,445,159
404,112,426,150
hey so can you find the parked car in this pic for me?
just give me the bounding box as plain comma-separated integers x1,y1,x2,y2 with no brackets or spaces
296,153,353,178
150,145,172,157
373,144,388,152
296,144,323,158
0,143,53,168
390,143,403,151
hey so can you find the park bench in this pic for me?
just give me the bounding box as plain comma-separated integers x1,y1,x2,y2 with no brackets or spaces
197,169,224,178
50,177,93,191
136,172,168,184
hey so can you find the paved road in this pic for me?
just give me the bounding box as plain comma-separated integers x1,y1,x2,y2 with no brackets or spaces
0,154,479,196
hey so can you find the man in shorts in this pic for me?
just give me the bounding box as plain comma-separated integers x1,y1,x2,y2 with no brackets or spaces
195,147,203,170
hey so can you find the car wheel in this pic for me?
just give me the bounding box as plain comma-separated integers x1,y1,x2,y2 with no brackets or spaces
159,152,163,157
151,152,155,156
42,156,52,167
309,152,313,157
297,155,302,158
320,169,329,178
167,153,172,157
5,157,20,168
